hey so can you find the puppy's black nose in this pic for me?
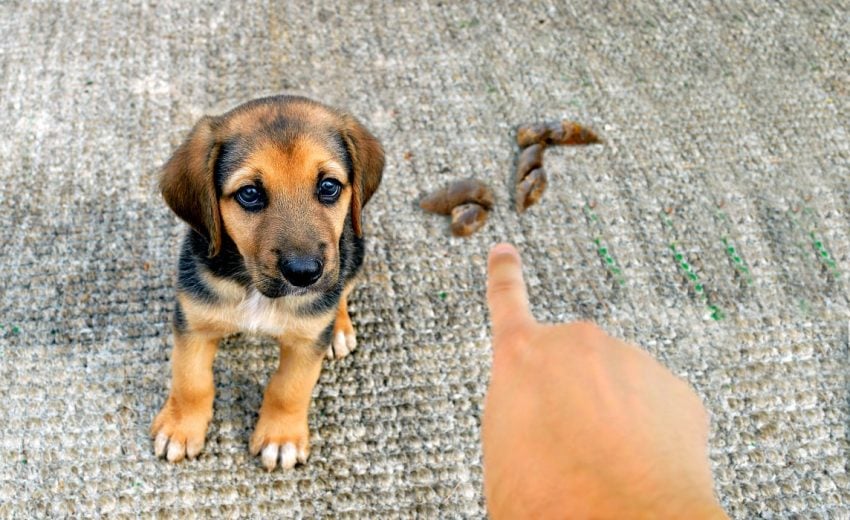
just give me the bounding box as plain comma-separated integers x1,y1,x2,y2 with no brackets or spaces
281,257,323,287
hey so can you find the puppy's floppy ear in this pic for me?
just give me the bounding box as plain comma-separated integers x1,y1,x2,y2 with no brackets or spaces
159,116,223,257
340,115,384,237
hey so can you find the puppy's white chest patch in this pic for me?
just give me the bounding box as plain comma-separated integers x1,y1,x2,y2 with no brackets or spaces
236,291,287,336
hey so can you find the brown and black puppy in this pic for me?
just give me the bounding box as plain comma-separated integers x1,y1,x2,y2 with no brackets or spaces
151,95,384,470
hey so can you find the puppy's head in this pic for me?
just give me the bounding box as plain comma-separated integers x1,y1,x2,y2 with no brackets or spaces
160,96,384,297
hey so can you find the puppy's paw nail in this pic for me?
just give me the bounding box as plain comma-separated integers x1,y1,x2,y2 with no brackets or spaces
261,444,279,471
166,439,186,462
279,443,298,469
186,438,204,459
325,345,334,360
330,330,358,360
154,432,169,457
332,331,351,359
296,445,310,464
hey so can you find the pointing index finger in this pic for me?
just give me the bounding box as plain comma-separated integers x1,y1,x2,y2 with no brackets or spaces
486,244,535,342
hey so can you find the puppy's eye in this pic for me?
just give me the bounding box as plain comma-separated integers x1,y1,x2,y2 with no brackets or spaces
317,178,342,204
235,185,265,211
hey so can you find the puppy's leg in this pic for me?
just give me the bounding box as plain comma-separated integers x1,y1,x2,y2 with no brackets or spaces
250,337,325,470
327,283,357,360
151,332,220,462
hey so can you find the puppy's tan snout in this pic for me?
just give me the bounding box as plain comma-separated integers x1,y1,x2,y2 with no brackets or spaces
280,255,324,287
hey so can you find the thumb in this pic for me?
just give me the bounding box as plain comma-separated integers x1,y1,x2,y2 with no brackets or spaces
486,243,535,343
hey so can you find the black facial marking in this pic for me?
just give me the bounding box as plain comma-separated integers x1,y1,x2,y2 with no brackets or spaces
334,131,355,184
295,216,365,316
298,282,344,316
214,137,251,196
183,229,252,288
177,235,219,303
338,215,366,282
316,319,336,351
173,300,188,333
265,116,300,139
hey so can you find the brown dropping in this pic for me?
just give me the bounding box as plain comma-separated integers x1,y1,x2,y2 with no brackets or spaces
450,203,489,237
516,168,548,213
546,120,601,145
516,123,551,148
419,178,495,215
516,143,545,182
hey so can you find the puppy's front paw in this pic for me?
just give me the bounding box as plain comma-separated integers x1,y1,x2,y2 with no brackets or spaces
151,399,211,462
250,411,310,471
326,330,357,360
326,316,357,360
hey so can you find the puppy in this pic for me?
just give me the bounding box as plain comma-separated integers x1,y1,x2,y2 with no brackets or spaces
151,95,384,470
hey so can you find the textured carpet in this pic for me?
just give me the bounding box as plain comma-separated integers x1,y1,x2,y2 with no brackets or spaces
1,1,848,518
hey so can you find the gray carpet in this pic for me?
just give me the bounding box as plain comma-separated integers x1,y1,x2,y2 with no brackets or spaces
1,1,848,517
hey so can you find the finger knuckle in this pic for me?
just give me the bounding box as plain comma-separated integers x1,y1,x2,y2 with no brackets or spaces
487,279,518,298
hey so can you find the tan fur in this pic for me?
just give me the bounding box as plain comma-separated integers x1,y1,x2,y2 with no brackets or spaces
222,101,338,137
219,137,351,295
176,289,335,339
152,96,385,469
249,336,326,459
339,115,384,237
151,333,220,461
159,117,223,256
334,282,356,339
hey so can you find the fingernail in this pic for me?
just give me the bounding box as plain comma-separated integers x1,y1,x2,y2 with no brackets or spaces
490,243,517,258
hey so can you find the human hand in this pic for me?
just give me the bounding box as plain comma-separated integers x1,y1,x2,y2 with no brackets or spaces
482,243,727,519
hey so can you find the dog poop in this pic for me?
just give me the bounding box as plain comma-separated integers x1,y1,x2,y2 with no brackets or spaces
450,203,489,237
420,178,494,237
516,123,550,148
516,119,601,148
546,120,601,146
516,143,546,181
513,119,601,212
516,168,548,213
419,178,494,215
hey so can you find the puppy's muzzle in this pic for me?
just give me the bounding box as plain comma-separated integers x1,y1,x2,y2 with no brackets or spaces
280,256,324,287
